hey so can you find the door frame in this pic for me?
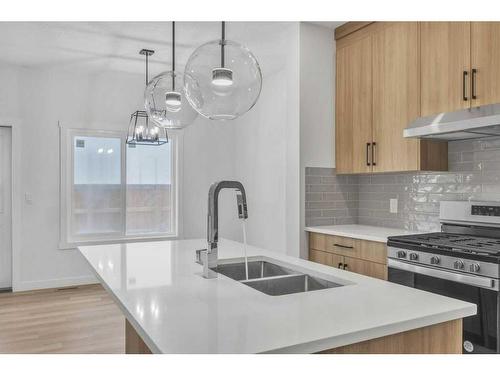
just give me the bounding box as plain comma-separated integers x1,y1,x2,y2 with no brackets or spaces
0,120,21,291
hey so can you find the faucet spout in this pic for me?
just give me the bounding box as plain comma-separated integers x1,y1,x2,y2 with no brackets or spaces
199,180,248,279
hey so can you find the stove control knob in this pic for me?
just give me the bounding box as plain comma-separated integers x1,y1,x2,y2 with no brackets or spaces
409,253,419,261
430,256,440,265
397,250,407,259
453,260,465,270
469,263,480,273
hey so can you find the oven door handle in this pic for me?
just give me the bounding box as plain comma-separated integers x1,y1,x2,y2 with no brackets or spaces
388,259,498,290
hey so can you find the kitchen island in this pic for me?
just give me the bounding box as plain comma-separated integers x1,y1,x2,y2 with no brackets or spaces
79,239,476,354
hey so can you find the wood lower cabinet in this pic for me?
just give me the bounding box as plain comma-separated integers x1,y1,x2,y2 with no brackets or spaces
343,256,388,280
321,319,462,354
308,233,387,280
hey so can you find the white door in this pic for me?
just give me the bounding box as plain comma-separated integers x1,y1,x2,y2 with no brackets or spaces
0,127,12,289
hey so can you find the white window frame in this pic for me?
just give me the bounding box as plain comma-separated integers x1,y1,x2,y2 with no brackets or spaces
59,126,180,249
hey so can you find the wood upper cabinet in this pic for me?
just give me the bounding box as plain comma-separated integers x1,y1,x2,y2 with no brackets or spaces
335,22,448,174
335,35,372,174
471,22,500,107
420,22,500,113
372,22,420,172
420,22,471,116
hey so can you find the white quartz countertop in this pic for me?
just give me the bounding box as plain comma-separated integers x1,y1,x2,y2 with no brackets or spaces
79,239,475,354
305,224,423,243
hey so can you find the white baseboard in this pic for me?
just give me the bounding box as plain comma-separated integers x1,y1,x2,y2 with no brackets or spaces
13,274,98,292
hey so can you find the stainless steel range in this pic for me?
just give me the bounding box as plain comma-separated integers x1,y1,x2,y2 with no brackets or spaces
387,201,500,354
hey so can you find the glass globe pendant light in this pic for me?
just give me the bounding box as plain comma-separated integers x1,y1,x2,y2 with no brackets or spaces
144,22,198,129
126,49,168,146
183,21,263,120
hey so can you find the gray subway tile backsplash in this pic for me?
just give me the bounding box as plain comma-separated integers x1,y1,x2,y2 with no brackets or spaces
305,136,500,231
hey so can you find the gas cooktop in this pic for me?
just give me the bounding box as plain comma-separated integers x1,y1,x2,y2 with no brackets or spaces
390,232,500,256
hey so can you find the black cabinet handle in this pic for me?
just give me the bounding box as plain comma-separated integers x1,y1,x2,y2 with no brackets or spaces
343,264,348,270
463,70,468,101
334,243,354,249
338,263,343,269
472,68,477,100
372,142,377,166
366,143,371,166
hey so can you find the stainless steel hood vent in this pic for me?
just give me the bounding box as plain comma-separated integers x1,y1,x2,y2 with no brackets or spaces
404,103,500,141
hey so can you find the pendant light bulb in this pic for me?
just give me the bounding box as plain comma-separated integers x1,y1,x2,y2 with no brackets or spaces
212,67,234,87
165,91,182,112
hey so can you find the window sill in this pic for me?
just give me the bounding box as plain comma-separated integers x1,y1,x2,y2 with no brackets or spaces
59,234,179,250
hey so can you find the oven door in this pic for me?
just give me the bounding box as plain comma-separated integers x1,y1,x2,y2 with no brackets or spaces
388,259,499,354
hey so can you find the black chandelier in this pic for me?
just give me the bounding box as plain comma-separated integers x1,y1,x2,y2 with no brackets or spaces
126,49,168,146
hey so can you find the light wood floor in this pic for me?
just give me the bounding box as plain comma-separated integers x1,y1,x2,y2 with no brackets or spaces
0,284,125,353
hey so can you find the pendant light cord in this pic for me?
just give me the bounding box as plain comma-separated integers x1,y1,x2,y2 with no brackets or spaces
221,21,225,68
172,21,176,91
145,52,149,127
145,52,149,86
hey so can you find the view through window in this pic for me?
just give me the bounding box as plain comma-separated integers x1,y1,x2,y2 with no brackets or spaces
68,132,176,243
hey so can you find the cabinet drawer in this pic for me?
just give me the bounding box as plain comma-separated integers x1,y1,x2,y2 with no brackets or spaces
325,235,387,264
325,235,357,257
309,233,326,251
343,256,388,280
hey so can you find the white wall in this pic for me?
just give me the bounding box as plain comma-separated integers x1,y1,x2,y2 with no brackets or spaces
299,23,336,258
0,21,329,290
232,23,300,257
300,22,335,169
181,119,239,242
1,63,239,291
5,66,146,290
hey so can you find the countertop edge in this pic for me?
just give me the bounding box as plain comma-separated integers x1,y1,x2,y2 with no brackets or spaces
263,305,477,353
304,226,389,243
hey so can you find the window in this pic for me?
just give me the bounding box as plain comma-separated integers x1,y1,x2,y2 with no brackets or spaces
60,128,178,247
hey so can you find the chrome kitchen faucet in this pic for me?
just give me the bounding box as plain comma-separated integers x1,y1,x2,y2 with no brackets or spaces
196,181,248,278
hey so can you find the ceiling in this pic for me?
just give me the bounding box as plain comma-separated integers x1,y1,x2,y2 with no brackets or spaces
0,22,316,76
0,22,344,76
309,22,345,30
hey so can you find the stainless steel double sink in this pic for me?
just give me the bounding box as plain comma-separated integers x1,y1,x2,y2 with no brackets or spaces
211,257,347,296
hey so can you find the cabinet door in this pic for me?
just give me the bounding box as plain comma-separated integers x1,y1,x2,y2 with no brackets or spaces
336,35,372,174
309,249,344,269
372,22,420,172
309,249,332,265
471,22,500,107
420,22,471,116
343,256,388,280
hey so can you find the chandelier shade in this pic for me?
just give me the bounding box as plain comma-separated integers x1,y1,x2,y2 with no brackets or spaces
126,49,167,146
126,110,168,146
183,22,262,120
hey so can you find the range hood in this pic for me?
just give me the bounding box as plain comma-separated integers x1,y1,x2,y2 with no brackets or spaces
404,103,500,141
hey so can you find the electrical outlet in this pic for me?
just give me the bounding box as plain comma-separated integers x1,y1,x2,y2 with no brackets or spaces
25,192,33,205
390,198,398,214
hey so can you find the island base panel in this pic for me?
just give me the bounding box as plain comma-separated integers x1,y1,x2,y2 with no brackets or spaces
126,320,152,354
320,319,462,354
